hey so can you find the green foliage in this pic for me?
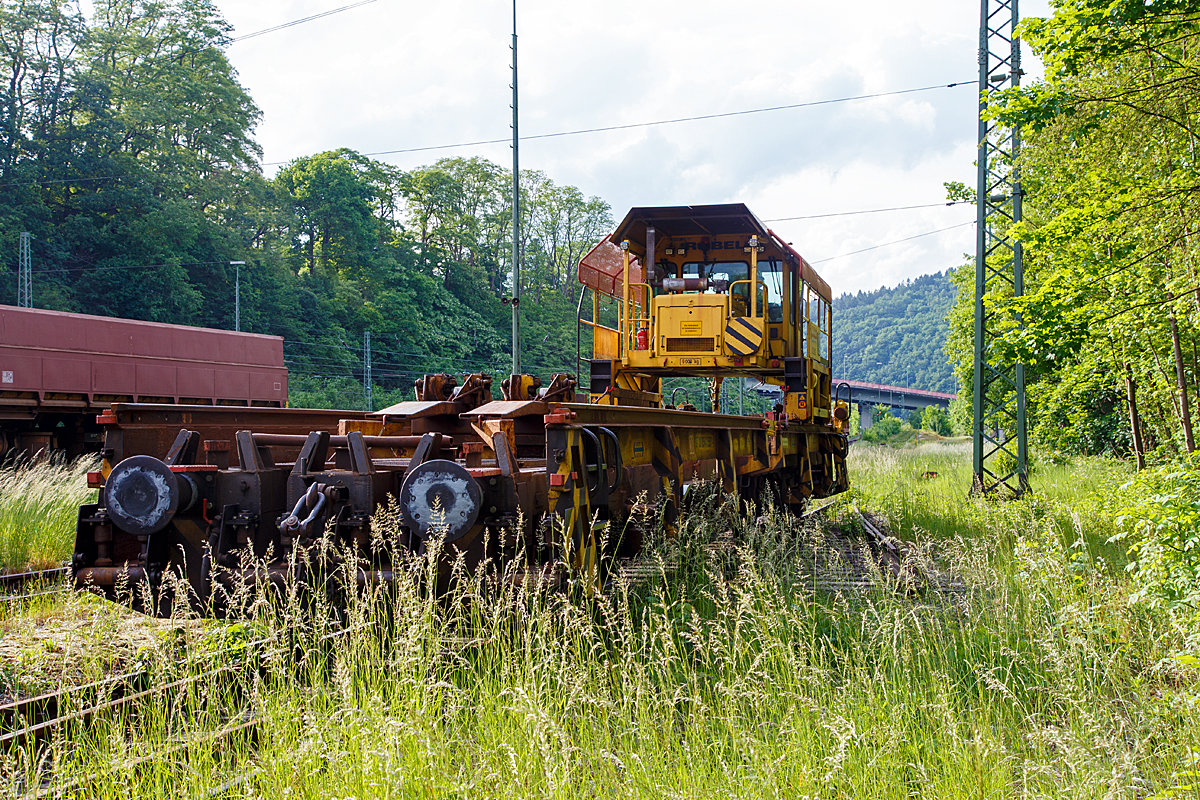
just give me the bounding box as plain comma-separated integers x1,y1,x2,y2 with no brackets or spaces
0,455,97,571
921,404,952,436
861,409,902,443
943,180,975,204
945,0,1200,458
1115,453,1200,612
0,3,612,408
834,271,956,392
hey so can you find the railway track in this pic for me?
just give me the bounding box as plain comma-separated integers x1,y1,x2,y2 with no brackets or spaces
852,501,907,582
616,498,916,594
0,567,70,605
0,616,379,797
0,500,923,794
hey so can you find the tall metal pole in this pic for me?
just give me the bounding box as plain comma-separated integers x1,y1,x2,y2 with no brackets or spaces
364,330,373,411
17,232,31,308
510,0,521,375
231,261,245,331
972,0,1028,496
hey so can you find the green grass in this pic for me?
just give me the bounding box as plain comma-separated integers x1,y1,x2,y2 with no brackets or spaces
2,444,1197,798
847,442,1134,566
0,455,97,572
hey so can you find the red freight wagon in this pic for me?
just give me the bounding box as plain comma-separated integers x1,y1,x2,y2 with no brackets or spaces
0,305,288,456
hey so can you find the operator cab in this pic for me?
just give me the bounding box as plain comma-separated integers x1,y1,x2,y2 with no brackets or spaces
577,203,839,426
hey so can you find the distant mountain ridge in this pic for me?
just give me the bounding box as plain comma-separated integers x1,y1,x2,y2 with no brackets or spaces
832,271,957,395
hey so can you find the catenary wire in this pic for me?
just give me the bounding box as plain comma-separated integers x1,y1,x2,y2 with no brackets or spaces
263,81,974,164
0,82,972,188
764,201,969,222
810,221,975,264
229,0,382,42
23,215,975,276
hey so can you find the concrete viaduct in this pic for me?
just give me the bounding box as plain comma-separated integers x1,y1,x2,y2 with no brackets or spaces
839,379,957,428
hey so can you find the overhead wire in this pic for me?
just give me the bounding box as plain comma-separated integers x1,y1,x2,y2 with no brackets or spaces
229,0,382,43
21,203,976,276
19,216,973,279
264,81,974,165
1,76,972,190
764,200,970,222
810,221,975,264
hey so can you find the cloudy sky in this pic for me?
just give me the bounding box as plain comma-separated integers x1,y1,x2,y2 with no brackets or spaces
202,0,1052,296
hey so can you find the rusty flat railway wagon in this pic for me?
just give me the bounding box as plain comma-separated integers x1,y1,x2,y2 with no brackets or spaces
72,204,850,613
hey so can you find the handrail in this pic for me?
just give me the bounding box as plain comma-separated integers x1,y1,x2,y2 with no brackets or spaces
727,279,768,318
597,427,622,493
623,283,654,353
835,381,852,406
576,284,588,391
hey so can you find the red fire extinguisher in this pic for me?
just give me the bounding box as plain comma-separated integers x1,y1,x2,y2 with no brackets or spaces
636,328,649,350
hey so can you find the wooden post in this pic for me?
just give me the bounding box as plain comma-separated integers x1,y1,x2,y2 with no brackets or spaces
1171,309,1195,452
1124,362,1146,470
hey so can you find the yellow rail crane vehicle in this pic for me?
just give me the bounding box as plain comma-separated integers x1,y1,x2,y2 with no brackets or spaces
570,204,850,537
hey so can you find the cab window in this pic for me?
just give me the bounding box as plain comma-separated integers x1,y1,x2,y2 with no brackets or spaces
683,259,783,323
759,260,783,323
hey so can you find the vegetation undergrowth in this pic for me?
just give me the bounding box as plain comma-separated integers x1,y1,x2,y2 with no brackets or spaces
0,443,1194,798
0,455,97,573
848,441,1132,568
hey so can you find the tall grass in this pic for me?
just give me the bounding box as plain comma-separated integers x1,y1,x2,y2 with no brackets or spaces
848,442,1134,568
0,455,97,572
4,448,1195,799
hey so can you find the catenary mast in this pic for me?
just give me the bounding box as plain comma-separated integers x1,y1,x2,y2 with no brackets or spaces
972,0,1029,496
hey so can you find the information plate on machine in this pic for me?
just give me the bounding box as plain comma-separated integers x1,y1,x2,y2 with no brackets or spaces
680,321,702,336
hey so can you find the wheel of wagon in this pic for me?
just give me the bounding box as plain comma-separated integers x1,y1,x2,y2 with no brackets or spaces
104,455,180,536
399,459,482,544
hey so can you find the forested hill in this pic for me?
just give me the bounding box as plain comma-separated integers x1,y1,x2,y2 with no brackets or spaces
0,2,608,410
833,271,956,394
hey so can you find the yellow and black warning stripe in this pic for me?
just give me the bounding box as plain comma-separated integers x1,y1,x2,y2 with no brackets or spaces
724,316,762,356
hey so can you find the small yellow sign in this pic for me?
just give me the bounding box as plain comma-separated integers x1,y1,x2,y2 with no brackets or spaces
680,321,703,336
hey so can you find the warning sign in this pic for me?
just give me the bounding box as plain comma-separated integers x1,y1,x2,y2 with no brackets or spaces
1,371,12,384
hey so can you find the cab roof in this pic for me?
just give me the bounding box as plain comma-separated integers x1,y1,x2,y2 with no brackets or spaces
608,203,831,302
611,203,770,244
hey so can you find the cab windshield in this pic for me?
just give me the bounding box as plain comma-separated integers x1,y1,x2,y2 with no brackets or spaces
682,259,783,323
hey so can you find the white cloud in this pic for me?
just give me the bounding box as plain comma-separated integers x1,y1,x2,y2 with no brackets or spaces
203,0,1053,294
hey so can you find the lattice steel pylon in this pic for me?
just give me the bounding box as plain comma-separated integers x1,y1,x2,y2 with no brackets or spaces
17,232,31,308
972,0,1029,497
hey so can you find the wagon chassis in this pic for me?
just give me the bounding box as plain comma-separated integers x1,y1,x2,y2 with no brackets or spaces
72,379,847,613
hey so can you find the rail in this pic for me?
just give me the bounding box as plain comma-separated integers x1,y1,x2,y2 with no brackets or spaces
0,616,376,796
0,567,70,604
